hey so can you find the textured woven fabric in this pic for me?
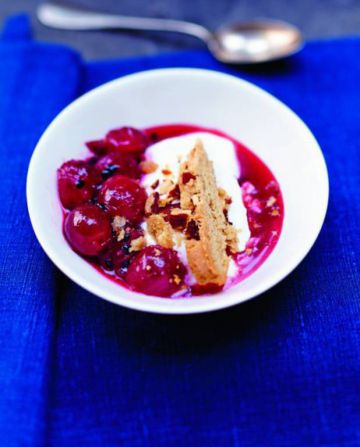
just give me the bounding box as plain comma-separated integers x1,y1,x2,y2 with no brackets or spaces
0,15,359,447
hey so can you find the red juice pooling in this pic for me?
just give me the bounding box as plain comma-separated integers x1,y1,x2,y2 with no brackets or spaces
58,124,284,298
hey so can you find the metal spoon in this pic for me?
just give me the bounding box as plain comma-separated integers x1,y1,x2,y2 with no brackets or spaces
37,3,303,64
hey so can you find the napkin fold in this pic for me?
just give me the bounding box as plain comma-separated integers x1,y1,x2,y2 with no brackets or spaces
1,14,360,447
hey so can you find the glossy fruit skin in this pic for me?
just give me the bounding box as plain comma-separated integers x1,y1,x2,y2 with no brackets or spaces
105,127,149,153
64,204,111,257
98,175,147,224
98,240,131,274
57,160,95,209
125,245,187,297
86,139,110,156
95,152,139,180
98,226,144,275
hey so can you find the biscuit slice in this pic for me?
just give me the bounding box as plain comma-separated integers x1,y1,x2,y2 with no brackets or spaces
179,139,236,285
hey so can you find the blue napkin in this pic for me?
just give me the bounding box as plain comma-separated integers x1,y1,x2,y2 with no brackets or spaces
1,14,360,447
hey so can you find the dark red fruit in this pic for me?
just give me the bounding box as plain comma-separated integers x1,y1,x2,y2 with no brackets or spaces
98,226,144,275
57,160,96,209
86,139,110,156
98,175,147,223
105,127,149,153
95,152,139,180
165,213,188,231
191,283,223,295
125,245,187,297
182,172,196,184
64,204,111,256
185,220,200,240
98,240,131,273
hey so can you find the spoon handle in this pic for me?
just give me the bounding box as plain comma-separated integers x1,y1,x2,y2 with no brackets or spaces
38,3,212,43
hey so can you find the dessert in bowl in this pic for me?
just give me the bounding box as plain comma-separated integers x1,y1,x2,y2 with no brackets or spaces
27,69,328,313
58,124,283,298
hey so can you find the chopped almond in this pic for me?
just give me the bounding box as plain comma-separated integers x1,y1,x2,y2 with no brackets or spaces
158,178,174,195
116,229,125,242
140,160,158,174
112,215,126,231
129,236,146,253
112,216,127,241
173,274,181,285
174,233,184,248
145,193,156,215
191,195,200,206
270,209,280,216
218,187,227,198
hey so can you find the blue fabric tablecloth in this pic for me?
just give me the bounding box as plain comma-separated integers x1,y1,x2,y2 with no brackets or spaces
0,14,360,447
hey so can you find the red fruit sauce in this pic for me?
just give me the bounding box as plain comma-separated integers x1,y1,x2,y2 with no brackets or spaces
59,124,284,298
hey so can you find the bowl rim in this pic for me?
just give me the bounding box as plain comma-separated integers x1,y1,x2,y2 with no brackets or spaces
26,67,329,314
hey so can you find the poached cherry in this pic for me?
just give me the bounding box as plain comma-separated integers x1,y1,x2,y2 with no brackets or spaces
98,175,147,224
105,127,149,153
98,226,144,275
125,245,187,297
86,139,109,156
95,152,139,180
57,160,96,209
64,204,111,257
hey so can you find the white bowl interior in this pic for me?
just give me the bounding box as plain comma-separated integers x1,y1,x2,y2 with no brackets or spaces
27,69,328,314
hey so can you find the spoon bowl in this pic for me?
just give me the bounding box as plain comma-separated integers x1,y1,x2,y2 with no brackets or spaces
210,20,303,64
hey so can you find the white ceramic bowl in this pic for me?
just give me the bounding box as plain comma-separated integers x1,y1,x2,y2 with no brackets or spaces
27,68,328,314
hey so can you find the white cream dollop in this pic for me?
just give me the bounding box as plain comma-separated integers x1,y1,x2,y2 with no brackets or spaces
141,132,250,252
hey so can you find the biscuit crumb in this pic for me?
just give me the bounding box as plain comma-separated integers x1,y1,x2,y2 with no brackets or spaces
116,229,125,242
140,160,158,174
158,178,174,195
218,187,227,198
145,193,158,215
147,215,174,249
174,233,184,247
112,216,126,241
266,196,276,207
173,274,181,285
129,236,146,253
112,215,126,231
